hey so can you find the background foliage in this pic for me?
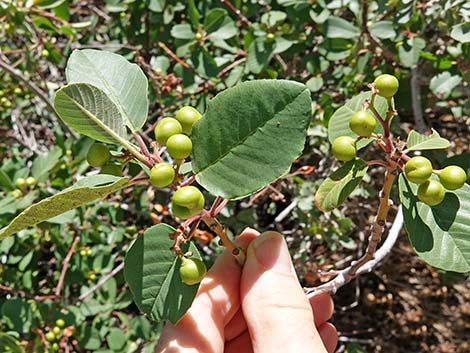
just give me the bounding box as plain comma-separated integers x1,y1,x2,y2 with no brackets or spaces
0,0,469,352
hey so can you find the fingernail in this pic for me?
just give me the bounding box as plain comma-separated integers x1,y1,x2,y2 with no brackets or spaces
251,231,292,274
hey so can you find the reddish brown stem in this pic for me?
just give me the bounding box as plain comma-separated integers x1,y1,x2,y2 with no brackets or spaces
55,235,80,297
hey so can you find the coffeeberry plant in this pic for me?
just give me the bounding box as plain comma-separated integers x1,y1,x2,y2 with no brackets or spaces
1,51,469,328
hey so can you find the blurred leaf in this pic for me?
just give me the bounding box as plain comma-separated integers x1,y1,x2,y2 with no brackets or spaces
450,22,470,43
0,175,128,239
328,91,388,149
315,159,369,212
54,83,128,145
406,129,450,151
324,16,359,39
0,169,14,191
187,0,200,27
31,146,62,182
306,76,324,92
66,49,149,131
192,80,311,199
247,37,275,74
190,46,219,77
107,328,126,351
429,71,462,99
398,37,426,68
124,224,201,324
170,24,195,39
370,21,396,39
0,333,23,353
399,175,470,273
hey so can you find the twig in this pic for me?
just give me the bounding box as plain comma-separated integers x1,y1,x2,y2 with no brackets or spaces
305,205,403,297
55,235,80,297
410,66,427,132
218,57,247,78
78,262,124,301
220,0,251,26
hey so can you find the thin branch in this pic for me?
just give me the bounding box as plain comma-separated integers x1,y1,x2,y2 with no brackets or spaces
305,205,403,297
55,235,80,297
78,262,124,301
220,0,251,26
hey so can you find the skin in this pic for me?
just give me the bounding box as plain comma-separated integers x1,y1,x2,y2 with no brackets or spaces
156,229,337,353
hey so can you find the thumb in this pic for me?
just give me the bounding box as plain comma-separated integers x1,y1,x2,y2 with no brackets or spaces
240,231,327,353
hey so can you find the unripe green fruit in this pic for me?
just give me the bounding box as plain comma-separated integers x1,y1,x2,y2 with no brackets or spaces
86,143,110,167
405,156,433,184
175,106,202,134
13,87,22,95
171,186,205,219
52,326,61,335
41,49,50,58
86,248,92,256
89,273,97,281
15,178,26,188
26,176,36,186
266,33,275,43
349,111,376,137
166,134,193,160
179,257,207,285
100,162,122,176
195,32,203,40
150,162,175,187
45,332,56,342
79,249,87,257
55,319,65,328
437,165,467,190
154,118,183,146
374,74,399,98
331,136,356,162
417,179,445,206
51,343,59,352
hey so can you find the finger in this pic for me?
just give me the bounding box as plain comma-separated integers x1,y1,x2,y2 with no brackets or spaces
241,231,328,353
156,228,259,353
317,322,338,353
309,293,334,326
224,292,335,341
224,331,253,353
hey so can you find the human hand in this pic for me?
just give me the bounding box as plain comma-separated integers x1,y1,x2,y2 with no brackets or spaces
156,228,337,353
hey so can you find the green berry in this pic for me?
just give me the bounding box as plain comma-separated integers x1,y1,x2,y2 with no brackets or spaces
15,178,26,188
45,331,56,342
171,186,205,219
13,87,22,95
86,248,92,256
55,319,65,328
417,179,446,206
89,273,97,281
150,162,175,187
100,162,122,176
79,249,87,257
25,176,36,187
41,49,50,58
195,32,203,40
437,165,467,190
86,143,110,167
52,326,61,335
166,134,193,160
349,111,376,137
331,136,356,162
374,74,399,98
175,106,202,134
51,343,59,352
154,118,183,146
266,33,275,43
179,257,207,285
404,156,433,184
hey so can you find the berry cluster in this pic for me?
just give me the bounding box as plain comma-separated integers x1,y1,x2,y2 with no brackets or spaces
330,74,467,207
44,319,66,352
404,156,466,206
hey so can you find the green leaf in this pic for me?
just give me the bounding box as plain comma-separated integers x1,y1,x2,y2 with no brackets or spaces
204,9,237,40
0,175,128,239
190,46,219,77
31,146,62,182
328,92,388,149
54,83,128,145
429,72,462,99
314,159,369,212
324,16,359,39
124,224,201,324
246,37,275,74
0,169,14,191
370,21,396,39
187,0,200,27
398,38,426,68
450,22,470,43
192,80,311,199
306,76,324,92
406,129,450,151
106,328,126,351
170,24,195,40
0,333,23,353
65,49,149,132
399,175,470,273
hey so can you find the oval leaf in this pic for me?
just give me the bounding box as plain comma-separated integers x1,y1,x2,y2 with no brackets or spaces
315,159,369,212
66,49,149,131
191,80,312,199
406,129,450,151
399,174,470,273
328,91,388,149
0,175,128,239
54,83,129,145
124,224,201,324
